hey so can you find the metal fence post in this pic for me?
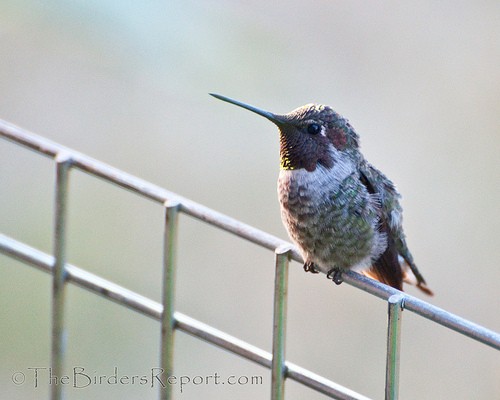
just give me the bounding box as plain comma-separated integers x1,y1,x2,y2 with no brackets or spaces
51,153,72,400
271,245,292,400
160,200,180,400
385,294,404,400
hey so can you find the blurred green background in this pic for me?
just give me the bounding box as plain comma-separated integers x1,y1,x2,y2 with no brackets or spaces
1,1,499,399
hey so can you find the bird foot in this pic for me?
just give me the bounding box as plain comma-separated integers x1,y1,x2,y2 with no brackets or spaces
303,262,319,274
327,268,343,285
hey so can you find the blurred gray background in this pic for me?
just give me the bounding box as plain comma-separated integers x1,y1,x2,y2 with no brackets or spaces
1,1,499,399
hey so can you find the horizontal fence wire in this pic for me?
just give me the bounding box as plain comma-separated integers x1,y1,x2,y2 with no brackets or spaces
0,233,370,400
1,119,499,400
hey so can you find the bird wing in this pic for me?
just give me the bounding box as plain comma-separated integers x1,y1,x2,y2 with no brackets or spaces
359,161,433,295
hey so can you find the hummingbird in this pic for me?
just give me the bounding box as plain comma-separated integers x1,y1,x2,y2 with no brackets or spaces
210,93,433,295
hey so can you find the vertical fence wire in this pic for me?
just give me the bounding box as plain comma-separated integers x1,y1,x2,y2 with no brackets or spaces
160,201,181,400
385,295,404,400
51,153,72,400
271,246,291,400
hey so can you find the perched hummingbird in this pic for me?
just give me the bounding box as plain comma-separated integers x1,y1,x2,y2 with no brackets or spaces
210,93,433,295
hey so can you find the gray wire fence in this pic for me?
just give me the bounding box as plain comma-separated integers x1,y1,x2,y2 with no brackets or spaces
1,119,499,400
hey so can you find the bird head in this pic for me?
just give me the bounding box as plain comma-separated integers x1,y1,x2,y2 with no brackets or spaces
210,93,359,172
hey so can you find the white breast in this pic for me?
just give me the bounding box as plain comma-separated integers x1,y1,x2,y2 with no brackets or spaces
278,151,355,202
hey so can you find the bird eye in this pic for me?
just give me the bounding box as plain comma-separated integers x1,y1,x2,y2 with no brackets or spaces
307,123,321,135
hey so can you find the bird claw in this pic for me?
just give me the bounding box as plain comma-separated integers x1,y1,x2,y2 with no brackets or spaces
303,262,319,274
327,268,343,285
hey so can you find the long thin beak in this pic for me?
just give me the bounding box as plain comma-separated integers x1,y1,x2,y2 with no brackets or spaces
210,93,285,125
